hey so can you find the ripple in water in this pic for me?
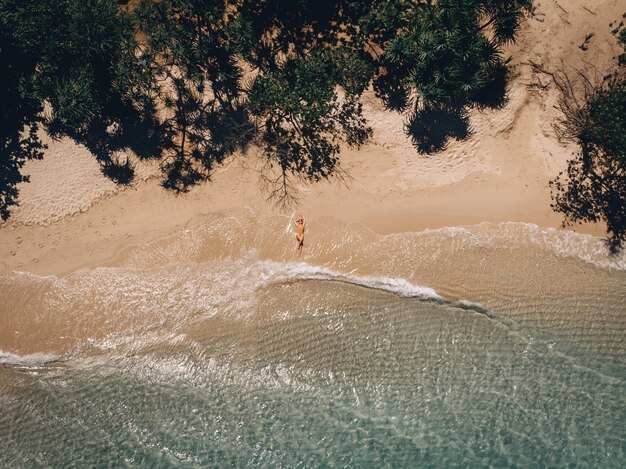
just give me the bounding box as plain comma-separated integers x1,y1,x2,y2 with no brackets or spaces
1,219,625,467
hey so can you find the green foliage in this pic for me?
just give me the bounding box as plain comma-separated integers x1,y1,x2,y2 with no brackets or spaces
233,0,375,202
8,0,136,132
134,0,252,191
550,21,626,249
364,0,531,152
373,0,530,109
0,0,45,219
579,81,626,161
0,0,159,217
1,0,533,215
551,80,626,249
250,52,370,195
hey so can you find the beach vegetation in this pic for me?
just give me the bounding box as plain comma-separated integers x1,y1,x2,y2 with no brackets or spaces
0,0,533,215
0,0,161,218
547,16,626,251
132,0,254,192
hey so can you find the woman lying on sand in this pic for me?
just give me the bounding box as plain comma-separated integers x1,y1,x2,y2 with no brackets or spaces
294,214,305,256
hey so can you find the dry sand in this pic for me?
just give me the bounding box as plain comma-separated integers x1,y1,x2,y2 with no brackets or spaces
1,0,621,277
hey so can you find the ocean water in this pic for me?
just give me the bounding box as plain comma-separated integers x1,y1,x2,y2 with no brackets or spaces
1,216,625,467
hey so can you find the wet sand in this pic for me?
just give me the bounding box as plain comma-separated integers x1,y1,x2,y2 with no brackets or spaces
0,0,622,343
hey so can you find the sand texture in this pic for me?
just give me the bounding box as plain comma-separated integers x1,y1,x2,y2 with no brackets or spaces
1,0,621,276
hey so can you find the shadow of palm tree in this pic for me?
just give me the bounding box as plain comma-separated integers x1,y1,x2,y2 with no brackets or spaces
473,63,510,111
161,104,257,192
405,107,471,154
373,69,410,112
47,105,170,186
404,63,509,154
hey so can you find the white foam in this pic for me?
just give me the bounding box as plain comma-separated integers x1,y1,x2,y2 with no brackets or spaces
2,255,471,340
457,299,486,310
515,223,626,271
0,350,60,366
390,222,626,271
260,261,443,300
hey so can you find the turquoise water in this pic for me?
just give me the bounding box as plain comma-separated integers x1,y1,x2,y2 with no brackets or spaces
1,220,625,467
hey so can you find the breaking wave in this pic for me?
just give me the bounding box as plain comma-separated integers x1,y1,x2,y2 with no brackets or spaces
0,350,60,367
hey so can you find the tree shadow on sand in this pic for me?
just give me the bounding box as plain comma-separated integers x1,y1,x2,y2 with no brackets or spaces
47,109,170,186
405,64,510,154
160,104,257,193
472,62,510,111
405,106,471,154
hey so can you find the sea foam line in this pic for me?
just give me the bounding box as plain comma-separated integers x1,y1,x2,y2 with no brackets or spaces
398,222,626,271
256,261,501,321
0,350,60,366
261,260,443,300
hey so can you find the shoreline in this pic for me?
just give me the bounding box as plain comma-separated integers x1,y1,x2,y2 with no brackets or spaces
1,214,623,357
0,0,620,277
1,2,625,464
0,112,608,277
0,166,606,278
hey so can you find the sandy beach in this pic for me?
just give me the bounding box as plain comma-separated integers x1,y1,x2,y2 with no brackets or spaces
2,2,626,466
2,0,620,278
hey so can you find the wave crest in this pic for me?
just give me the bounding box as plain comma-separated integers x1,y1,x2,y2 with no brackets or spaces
0,350,60,366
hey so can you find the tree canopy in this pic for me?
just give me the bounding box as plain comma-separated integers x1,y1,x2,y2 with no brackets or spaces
1,0,161,219
0,0,533,217
549,16,626,250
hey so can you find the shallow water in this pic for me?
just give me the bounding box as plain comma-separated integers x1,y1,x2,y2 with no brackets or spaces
1,216,625,467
